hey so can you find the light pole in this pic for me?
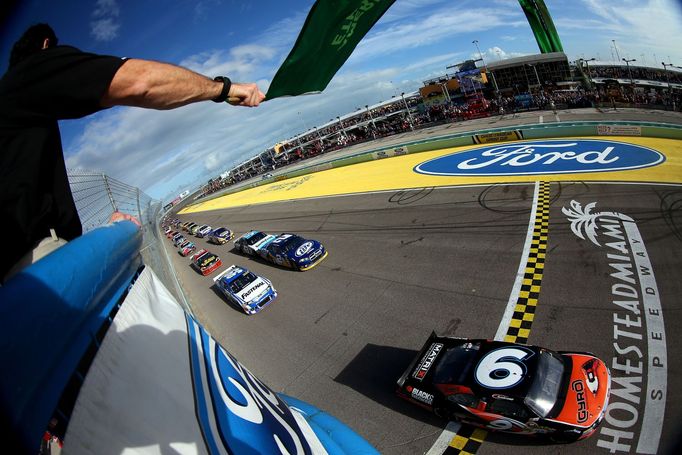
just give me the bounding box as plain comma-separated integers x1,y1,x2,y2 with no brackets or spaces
662,62,677,110
336,116,348,140
522,64,531,93
527,63,542,92
365,104,376,139
662,62,672,89
622,58,636,91
401,92,415,130
612,39,621,62
582,58,596,89
473,39,499,96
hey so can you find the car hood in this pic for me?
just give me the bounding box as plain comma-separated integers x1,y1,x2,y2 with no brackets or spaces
552,353,610,428
238,278,270,303
292,240,323,260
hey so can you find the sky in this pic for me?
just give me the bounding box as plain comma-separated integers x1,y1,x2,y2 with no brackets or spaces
1,0,681,203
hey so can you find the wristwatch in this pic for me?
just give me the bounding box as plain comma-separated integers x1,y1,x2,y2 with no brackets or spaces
212,76,232,103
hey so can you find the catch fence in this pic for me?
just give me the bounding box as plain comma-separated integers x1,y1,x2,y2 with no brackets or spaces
67,170,188,310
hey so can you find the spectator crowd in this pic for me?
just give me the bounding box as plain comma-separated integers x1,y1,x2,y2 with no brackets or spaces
200,64,681,196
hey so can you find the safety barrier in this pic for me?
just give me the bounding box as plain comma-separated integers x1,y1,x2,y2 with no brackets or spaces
191,120,682,207
0,221,379,454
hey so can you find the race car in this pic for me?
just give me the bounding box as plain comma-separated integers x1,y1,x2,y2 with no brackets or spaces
179,242,196,257
173,235,187,247
234,230,276,256
166,230,177,239
189,224,201,235
213,265,278,315
196,224,213,238
396,333,610,442
190,249,223,276
208,227,234,245
260,233,328,271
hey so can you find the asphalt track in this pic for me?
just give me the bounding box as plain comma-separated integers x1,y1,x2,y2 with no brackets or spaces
165,127,682,454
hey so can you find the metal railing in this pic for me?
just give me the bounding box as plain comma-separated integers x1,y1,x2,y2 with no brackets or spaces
68,170,156,233
67,170,187,308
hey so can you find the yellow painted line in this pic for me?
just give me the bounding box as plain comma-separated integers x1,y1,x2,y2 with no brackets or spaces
504,181,550,344
180,136,682,215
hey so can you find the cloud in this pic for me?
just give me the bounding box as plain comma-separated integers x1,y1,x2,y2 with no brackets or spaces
90,18,120,41
66,0,682,202
90,0,121,42
557,0,682,61
349,5,526,63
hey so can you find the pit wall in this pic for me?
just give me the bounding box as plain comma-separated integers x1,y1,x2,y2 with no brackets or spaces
196,121,682,206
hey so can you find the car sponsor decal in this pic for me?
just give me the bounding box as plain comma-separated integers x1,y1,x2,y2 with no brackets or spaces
296,241,313,257
413,139,664,176
563,200,667,454
413,342,443,381
239,280,266,301
406,386,434,405
572,380,589,424
582,358,600,395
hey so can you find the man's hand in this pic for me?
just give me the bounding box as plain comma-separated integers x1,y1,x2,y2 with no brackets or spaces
109,211,141,227
228,82,266,107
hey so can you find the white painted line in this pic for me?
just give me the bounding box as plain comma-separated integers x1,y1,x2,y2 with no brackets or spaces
426,421,462,455
494,181,541,341
625,221,667,454
425,181,539,455
539,115,544,124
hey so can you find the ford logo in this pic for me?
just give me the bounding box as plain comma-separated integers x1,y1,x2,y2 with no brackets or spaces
296,241,313,257
413,139,664,176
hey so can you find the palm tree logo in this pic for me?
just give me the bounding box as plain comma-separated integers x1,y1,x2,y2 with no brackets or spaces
562,200,634,246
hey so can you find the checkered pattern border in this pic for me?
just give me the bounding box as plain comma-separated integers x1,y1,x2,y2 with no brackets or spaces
443,425,488,455
504,181,550,344
438,182,551,455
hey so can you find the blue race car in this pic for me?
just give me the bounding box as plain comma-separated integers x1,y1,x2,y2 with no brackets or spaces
234,230,276,256
213,265,278,315
261,233,328,271
208,227,234,245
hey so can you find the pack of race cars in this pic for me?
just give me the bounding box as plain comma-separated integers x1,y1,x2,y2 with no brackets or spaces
162,221,327,315
162,218,611,444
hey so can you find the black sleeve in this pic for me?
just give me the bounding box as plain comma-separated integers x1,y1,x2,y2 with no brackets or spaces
0,46,126,122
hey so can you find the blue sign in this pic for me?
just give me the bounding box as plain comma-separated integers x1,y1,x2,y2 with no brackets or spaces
414,139,665,176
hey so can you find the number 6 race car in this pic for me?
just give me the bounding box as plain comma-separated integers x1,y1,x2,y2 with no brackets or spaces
397,333,610,442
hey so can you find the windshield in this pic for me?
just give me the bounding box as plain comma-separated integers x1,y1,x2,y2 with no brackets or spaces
230,272,258,293
432,343,480,384
213,228,227,236
524,350,565,418
280,235,304,251
246,232,266,245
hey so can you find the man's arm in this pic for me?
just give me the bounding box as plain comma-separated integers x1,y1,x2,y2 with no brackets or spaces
101,59,265,109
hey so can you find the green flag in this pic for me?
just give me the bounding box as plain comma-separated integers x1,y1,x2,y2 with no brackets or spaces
517,0,564,53
266,0,396,100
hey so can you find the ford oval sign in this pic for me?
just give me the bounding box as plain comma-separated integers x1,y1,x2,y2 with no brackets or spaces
413,139,665,176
